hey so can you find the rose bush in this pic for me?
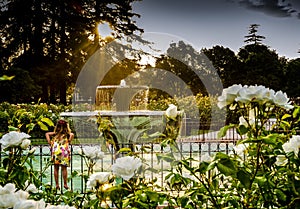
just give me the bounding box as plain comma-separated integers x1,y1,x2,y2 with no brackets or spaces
158,84,300,208
0,131,36,188
1,87,300,208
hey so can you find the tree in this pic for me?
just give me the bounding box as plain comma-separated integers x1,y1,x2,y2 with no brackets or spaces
237,24,285,90
0,68,41,103
0,0,143,104
155,41,223,98
244,24,266,45
285,58,300,98
202,46,243,87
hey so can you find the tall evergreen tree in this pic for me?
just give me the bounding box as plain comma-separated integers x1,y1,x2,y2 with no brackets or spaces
244,24,266,45
238,24,285,90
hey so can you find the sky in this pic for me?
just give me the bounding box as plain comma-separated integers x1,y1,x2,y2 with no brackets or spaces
131,0,300,59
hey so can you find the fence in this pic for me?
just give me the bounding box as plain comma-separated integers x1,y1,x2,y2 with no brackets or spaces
0,119,277,193
0,139,237,193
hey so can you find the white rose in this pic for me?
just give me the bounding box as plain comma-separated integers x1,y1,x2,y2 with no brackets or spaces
283,142,296,155
45,205,58,209
273,91,294,110
87,172,110,188
0,183,16,194
217,84,243,108
25,184,38,194
254,86,275,104
0,194,17,208
96,149,105,159
217,95,228,109
112,156,142,181
14,199,46,209
235,86,255,104
20,139,31,149
14,189,29,201
0,131,31,149
165,104,178,118
283,135,300,155
83,147,97,159
233,143,248,159
46,205,76,209
275,155,288,166
282,135,300,156
82,146,104,160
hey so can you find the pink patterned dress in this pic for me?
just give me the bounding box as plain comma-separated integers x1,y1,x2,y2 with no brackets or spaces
51,135,71,167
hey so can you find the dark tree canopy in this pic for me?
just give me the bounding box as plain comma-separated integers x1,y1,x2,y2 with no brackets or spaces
285,58,300,97
202,46,242,88
155,41,224,97
0,0,143,104
238,43,285,91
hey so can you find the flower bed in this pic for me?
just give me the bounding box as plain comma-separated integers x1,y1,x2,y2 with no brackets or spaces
1,85,300,208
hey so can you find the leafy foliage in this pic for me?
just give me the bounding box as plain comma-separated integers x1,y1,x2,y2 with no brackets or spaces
0,0,143,104
0,102,70,138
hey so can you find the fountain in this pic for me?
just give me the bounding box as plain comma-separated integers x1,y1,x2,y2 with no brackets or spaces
60,80,165,140
95,80,149,111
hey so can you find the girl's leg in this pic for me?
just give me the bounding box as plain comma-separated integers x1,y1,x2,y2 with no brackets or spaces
54,164,60,189
61,165,69,189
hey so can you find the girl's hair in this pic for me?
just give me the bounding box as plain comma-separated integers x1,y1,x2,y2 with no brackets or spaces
54,119,71,136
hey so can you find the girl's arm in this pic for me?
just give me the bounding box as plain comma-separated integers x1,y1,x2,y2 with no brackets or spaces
68,133,74,143
45,132,55,144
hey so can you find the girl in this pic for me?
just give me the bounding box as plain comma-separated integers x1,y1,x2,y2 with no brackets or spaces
46,119,74,190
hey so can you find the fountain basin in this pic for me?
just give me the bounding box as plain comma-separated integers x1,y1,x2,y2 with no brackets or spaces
60,110,164,117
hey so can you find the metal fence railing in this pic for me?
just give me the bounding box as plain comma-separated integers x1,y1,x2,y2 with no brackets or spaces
0,119,278,193
1,140,237,193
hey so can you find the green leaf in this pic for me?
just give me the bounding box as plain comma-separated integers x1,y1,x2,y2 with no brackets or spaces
37,121,48,131
292,107,300,118
217,160,237,177
40,117,54,127
262,134,278,145
26,123,35,131
147,131,163,138
254,176,267,186
146,190,159,202
216,153,237,176
118,148,132,153
237,169,251,188
215,152,230,160
281,114,291,120
156,153,175,163
0,75,15,81
198,161,209,173
237,125,249,135
218,124,236,138
275,189,286,201
8,126,19,131
206,161,217,171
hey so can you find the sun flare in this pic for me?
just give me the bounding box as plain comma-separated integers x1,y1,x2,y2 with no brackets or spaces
97,22,113,39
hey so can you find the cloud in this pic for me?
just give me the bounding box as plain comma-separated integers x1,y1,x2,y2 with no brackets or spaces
237,0,300,18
